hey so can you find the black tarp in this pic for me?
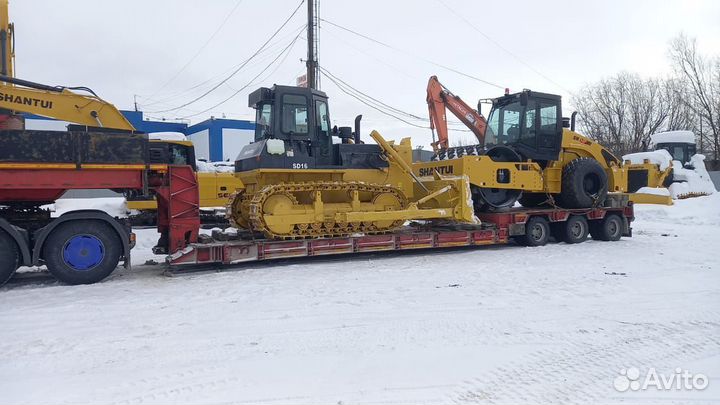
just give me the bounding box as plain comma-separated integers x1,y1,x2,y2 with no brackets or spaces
0,129,148,165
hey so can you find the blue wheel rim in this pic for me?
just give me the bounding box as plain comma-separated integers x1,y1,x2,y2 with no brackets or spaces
63,235,105,271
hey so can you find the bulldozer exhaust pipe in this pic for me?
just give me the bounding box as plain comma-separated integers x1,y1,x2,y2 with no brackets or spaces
571,111,578,131
354,114,362,144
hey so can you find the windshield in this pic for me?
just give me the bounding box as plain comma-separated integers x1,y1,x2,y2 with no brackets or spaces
485,101,522,147
255,103,272,141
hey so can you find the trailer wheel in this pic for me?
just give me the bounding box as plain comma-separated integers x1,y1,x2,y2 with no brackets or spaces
516,216,550,247
589,214,623,241
559,157,608,208
43,220,122,285
0,230,20,286
561,215,589,244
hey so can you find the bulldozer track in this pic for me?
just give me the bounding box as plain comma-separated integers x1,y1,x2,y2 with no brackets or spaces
236,181,408,240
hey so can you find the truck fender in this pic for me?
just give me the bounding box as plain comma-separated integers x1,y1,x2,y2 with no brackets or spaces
32,210,131,268
0,218,32,266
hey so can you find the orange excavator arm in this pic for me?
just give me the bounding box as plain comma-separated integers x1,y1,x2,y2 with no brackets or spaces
426,75,487,151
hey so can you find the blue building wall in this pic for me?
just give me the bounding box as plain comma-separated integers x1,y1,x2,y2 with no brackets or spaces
22,110,189,133
186,118,255,162
121,110,189,133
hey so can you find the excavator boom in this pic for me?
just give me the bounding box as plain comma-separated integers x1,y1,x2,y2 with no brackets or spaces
0,75,135,131
426,75,486,151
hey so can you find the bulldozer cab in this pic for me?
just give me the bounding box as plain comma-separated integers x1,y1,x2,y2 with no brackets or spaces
249,85,333,166
654,142,696,165
485,90,563,162
148,139,197,171
238,85,387,171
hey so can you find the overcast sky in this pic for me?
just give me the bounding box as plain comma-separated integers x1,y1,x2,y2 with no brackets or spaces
11,0,720,147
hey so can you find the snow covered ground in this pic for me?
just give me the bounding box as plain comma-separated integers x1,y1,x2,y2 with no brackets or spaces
1,195,719,404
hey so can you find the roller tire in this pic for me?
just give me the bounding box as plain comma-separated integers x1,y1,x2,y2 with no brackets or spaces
518,192,550,208
43,220,122,285
0,230,20,286
559,157,608,208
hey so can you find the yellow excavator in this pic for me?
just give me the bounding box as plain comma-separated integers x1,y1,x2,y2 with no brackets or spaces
0,0,242,220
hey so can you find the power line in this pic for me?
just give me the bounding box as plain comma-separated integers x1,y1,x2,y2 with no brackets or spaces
320,18,505,90
145,0,246,101
320,65,472,129
179,31,303,120
320,66,471,133
150,0,305,114
320,68,428,129
435,0,571,94
138,24,307,109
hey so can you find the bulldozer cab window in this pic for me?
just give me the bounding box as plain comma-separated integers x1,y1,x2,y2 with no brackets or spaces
486,101,522,146
672,146,686,163
255,103,272,140
315,100,331,155
316,100,330,134
281,94,308,136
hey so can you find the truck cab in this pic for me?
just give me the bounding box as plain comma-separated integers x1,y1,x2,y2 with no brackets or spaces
235,85,387,171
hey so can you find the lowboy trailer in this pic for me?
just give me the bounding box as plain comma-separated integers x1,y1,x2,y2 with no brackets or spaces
167,196,634,270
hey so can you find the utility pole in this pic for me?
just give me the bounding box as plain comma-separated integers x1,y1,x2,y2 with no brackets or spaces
306,0,318,89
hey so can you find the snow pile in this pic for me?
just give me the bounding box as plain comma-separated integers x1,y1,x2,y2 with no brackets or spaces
634,191,720,227
622,149,673,170
148,132,188,142
46,197,128,218
635,186,670,196
196,160,235,173
668,154,717,198
649,130,695,146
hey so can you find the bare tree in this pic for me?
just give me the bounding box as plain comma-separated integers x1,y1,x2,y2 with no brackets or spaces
573,73,672,156
668,34,720,160
664,77,697,132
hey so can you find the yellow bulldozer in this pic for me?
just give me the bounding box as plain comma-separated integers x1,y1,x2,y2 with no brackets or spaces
223,79,671,239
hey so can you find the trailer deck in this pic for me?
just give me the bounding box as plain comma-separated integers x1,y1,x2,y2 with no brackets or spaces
167,202,634,268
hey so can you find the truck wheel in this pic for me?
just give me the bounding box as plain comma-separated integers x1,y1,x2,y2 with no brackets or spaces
561,215,589,244
559,157,608,208
589,214,623,241
0,231,20,286
516,216,550,247
43,220,122,285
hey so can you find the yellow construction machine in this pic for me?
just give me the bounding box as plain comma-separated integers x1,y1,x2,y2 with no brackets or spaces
226,85,477,239
418,76,672,210
224,79,672,240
